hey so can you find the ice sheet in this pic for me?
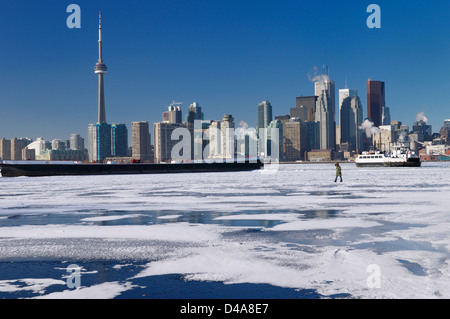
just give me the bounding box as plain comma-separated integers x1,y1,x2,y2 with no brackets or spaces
1,162,450,298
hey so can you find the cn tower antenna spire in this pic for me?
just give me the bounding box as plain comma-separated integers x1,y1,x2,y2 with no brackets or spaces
95,11,107,124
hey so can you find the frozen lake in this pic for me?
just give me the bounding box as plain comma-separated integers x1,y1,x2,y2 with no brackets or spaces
0,162,450,299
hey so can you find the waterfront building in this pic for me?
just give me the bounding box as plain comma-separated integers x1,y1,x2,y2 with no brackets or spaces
221,114,235,159
88,123,112,162
26,138,47,157
132,121,151,162
207,121,222,159
153,122,187,163
111,124,128,157
266,119,283,161
70,134,84,150
11,138,31,160
22,147,35,161
0,138,11,160
51,139,65,150
36,149,89,161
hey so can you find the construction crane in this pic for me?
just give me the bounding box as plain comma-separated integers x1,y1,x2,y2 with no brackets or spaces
167,101,183,109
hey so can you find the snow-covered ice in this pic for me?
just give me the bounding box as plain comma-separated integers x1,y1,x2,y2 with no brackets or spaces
0,162,450,299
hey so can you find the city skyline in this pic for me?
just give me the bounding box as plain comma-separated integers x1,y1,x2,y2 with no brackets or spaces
1,1,450,141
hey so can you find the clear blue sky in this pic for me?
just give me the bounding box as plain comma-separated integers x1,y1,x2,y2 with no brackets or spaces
1,0,449,141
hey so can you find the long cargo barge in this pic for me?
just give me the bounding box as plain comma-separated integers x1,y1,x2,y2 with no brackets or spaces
0,160,264,177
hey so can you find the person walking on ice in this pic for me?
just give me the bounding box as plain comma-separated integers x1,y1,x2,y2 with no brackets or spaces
334,163,343,183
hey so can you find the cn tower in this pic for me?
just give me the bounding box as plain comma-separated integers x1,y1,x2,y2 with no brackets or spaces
94,12,107,124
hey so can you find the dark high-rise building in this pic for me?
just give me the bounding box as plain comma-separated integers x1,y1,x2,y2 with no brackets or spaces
440,120,450,144
367,80,385,127
185,102,203,124
290,96,317,122
111,124,128,156
88,123,112,162
340,95,363,152
257,101,272,132
412,120,432,141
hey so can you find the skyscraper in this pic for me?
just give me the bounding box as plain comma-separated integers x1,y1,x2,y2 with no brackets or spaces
153,122,187,163
221,114,235,159
257,101,272,133
207,121,224,159
338,89,358,120
167,106,182,124
266,120,283,161
88,123,111,162
291,96,317,122
70,134,85,151
51,139,65,150
340,93,363,152
315,80,335,111
88,13,112,162
132,121,151,162
283,119,307,161
0,138,11,160
186,102,203,124
314,67,336,116
338,88,357,145
440,120,450,144
11,138,31,160
111,124,128,157
367,80,385,127
315,89,336,150
313,67,336,150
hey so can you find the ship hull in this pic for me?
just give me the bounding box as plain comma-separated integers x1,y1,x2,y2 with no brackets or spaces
0,160,264,178
356,158,421,168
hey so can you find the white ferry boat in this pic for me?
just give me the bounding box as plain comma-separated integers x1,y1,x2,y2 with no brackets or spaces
355,144,421,168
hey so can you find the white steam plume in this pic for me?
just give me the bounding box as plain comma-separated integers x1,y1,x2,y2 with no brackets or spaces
239,120,248,131
359,119,380,138
308,66,330,92
416,112,428,123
